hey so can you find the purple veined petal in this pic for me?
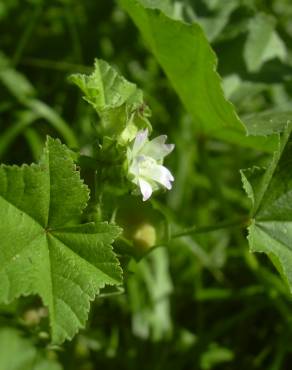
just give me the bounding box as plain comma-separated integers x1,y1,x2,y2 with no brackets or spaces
140,163,174,190
132,129,149,156
142,135,175,160
138,178,153,201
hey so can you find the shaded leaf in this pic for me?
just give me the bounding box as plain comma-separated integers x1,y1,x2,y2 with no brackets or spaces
241,124,292,291
244,109,292,136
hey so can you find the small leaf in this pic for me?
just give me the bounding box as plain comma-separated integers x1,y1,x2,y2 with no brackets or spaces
241,124,292,291
192,1,239,42
0,137,122,343
69,59,151,143
70,59,139,112
244,13,286,73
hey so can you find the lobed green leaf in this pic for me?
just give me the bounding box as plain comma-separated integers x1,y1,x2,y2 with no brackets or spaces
69,59,151,144
0,137,122,343
242,124,292,292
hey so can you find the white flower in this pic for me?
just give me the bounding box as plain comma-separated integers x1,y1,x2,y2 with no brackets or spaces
127,129,175,201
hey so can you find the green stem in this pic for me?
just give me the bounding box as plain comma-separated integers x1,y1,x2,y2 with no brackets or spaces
172,218,249,238
27,99,78,148
13,3,42,66
64,2,83,62
0,111,39,159
20,58,91,73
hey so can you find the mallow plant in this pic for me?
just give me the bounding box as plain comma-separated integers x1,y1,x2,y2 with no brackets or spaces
3,54,292,350
3,0,292,368
0,58,176,345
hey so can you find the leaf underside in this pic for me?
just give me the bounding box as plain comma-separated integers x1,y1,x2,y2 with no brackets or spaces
119,0,277,151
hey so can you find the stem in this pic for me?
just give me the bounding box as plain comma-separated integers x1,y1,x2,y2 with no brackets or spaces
20,58,91,73
13,3,42,66
118,236,133,248
172,218,249,238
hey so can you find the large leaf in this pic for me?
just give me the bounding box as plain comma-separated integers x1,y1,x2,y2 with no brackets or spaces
241,123,292,291
0,328,62,370
119,0,276,150
0,137,122,343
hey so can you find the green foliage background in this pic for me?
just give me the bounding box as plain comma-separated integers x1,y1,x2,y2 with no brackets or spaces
1,0,292,369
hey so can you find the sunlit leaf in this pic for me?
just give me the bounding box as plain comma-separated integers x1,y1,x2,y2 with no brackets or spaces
0,137,122,343
119,0,276,150
70,59,151,143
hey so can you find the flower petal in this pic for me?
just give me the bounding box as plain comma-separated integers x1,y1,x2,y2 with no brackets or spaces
142,135,174,160
132,129,149,156
139,178,153,201
140,162,174,190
